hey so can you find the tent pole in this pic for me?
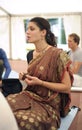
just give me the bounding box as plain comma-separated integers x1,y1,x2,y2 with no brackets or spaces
0,6,11,16
9,16,12,59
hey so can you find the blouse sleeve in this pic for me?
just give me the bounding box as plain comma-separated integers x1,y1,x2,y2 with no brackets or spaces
26,50,34,63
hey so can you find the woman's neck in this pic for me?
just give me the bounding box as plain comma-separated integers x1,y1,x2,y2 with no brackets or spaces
33,44,51,59
35,44,48,53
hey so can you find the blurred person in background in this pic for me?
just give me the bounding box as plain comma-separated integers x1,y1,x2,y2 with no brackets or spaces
68,33,82,77
0,48,11,80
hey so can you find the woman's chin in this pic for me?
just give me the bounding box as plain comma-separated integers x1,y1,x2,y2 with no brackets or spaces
28,40,34,43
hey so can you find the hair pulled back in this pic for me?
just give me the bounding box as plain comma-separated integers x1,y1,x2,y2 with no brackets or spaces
30,17,57,47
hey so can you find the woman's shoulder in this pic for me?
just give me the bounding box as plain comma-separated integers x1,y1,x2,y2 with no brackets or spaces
58,50,71,66
51,47,71,64
51,47,64,56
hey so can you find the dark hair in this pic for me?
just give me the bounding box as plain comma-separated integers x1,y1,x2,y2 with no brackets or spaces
30,17,57,47
69,33,80,45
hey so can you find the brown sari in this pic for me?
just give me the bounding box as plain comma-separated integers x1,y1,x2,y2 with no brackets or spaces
7,47,73,130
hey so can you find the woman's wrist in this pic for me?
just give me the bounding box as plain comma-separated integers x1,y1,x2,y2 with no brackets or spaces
40,80,44,86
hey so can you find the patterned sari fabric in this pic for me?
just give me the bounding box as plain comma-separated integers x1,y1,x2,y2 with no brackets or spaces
7,47,73,130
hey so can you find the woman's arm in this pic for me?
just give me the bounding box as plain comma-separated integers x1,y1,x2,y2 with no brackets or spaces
25,70,71,93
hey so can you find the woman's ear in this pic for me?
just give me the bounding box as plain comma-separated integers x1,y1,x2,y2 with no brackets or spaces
41,29,46,37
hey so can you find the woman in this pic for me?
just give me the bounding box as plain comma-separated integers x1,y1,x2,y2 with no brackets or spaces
7,17,73,130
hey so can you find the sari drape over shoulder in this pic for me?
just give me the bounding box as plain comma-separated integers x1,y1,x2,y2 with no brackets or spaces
7,47,73,130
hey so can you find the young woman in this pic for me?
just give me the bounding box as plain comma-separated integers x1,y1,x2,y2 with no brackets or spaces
7,17,73,130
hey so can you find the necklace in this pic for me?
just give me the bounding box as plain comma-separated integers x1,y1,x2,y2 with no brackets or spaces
35,45,48,53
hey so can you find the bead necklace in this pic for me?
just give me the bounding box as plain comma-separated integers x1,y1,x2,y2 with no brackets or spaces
35,45,48,53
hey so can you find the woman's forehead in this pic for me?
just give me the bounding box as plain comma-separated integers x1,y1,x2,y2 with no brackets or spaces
28,22,37,27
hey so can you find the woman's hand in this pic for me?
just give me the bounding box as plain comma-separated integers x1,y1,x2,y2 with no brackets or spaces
19,72,26,80
25,75,42,86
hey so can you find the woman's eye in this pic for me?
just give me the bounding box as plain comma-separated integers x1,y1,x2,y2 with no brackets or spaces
30,27,35,31
26,26,35,32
